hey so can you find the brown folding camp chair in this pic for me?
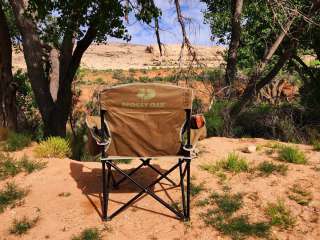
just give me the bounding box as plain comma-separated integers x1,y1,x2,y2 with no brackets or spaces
87,83,194,221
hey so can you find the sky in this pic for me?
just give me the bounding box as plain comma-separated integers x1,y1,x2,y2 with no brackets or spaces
111,0,213,46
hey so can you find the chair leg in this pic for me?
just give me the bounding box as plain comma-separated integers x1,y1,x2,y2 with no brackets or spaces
147,162,177,186
102,160,112,221
186,158,191,220
102,161,107,219
179,159,187,219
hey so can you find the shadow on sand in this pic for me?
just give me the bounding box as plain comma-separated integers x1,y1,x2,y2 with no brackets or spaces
69,161,180,219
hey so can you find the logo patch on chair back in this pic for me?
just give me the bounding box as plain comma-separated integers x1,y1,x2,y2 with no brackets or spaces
136,88,156,100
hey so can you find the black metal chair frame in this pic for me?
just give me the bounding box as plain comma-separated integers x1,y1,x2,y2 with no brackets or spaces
99,109,192,221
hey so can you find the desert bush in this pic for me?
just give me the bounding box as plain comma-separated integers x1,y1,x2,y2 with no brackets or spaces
112,69,125,80
5,132,32,151
190,180,206,197
10,216,39,235
116,159,132,164
205,100,234,136
0,153,21,179
312,140,320,151
200,191,270,239
257,161,288,176
288,184,312,206
201,152,249,175
0,182,26,213
0,154,45,179
34,137,71,158
192,97,204,114
236,103,306,142
265,200,296,229
197,68,224,83
18,155,47,173
72,228,101,240
14,70,44,140
278,146,307,164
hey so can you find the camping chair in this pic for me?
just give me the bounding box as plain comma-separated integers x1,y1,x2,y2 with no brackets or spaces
86,83,196,221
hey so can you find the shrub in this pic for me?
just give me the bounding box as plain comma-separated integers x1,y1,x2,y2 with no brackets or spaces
34,137,71,158
278,146,307,164
288,184,312,206
10,216,39,235
0,153,21,179
200,191,271,239
265,200,296,229
0,182,26,213
220,153,249,173
209,192,243,216
312,140,320,151
0,154,46,179
192,97,204,114
15,69,44,141
93,77,104,85
257,161,288,176
204,100,230,137
72,228,101,240
18,155,47,173
214,216,271,240
5,132,32,151
112,69,125,80
116,159,132,164
200,153,249,174
190,181,206,197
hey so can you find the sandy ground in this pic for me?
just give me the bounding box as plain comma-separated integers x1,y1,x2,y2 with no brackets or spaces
13,43,225,71
0,137,319,240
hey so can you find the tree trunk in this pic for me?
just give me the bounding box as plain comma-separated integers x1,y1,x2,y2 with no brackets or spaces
0,4,17,130
225,0,243,85
230,43,296,117
10,0,97,137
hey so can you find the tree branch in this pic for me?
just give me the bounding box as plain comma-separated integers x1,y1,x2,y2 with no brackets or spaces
65,26,97,85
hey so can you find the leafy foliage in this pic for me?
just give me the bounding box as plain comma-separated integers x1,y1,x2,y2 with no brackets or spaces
10,216,39,235
18,155,47,173
205,100,232,136
34,137,71,158
200,152,249,175
0,153,46,180
200,191,271,239
265,200,296,229
0,182,26,213
190,181,206,197
312,140,320,151
5,132,32,151
257,161,288,176
14,70,43,140
278,146,307,164
288,184,312,206
72,228,101,240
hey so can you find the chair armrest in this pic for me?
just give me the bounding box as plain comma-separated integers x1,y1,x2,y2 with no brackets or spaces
86,116,110,146
181,114,207,150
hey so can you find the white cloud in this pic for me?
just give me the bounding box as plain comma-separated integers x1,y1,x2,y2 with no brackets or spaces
110,0,213,46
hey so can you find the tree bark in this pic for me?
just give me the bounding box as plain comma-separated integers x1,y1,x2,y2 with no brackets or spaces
228,18,296,118
230,43,296,117
0,4,17,130
9,0,97,137
154,17,163,56
225,0,243,85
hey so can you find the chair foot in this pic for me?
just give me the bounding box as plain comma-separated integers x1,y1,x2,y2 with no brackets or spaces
102,216,112,221
183,217,190,222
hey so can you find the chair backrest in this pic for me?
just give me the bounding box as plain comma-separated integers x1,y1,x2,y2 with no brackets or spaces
99,83,193,157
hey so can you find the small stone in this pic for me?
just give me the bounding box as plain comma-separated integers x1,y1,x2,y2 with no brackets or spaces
244,145,256,153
